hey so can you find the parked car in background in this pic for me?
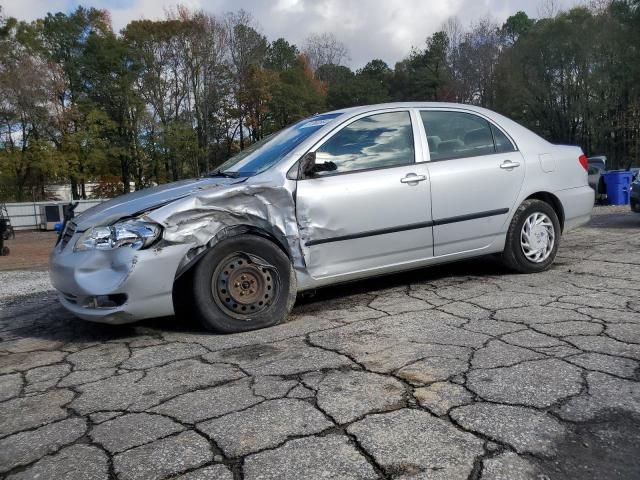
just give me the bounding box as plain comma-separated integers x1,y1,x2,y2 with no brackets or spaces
50,102,594,333
631,175,640,212
587,163,606,202
588,155,607,170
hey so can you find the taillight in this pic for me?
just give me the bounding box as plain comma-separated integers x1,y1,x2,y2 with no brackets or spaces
578,154,588,171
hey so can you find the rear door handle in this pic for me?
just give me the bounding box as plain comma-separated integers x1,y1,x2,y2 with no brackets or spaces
500,160,521,170
400,174,427,184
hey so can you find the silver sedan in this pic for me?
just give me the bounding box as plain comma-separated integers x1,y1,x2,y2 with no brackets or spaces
50,103,594,332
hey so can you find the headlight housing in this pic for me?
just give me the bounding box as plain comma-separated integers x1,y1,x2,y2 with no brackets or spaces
75,220,161,251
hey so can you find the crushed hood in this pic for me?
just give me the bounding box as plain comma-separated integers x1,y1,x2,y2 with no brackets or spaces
73,177,245,230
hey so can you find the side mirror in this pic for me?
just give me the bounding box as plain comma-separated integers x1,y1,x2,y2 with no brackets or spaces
299,151,337,178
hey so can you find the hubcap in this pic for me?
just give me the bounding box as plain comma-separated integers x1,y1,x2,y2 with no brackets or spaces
212,253,277,319
520,212,555,263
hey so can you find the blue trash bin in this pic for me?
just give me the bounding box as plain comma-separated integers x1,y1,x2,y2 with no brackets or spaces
602,171,634,205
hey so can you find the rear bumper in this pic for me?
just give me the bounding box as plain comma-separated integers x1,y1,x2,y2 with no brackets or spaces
555,185,594,231
49,236,192,324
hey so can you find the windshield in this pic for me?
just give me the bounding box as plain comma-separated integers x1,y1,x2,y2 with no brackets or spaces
212,112,343,176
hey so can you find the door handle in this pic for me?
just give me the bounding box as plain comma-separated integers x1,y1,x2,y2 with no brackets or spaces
500,160,521,170
400,174,427,184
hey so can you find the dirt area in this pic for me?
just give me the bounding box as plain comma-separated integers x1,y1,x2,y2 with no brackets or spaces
0,231,58,271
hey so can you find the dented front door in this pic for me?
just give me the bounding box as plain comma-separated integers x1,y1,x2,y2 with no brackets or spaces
295,110,434,280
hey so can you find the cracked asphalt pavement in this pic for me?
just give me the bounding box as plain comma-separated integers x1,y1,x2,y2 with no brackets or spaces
1,206,639,480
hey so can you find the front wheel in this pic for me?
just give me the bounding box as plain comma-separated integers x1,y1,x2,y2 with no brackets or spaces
190,234,296,333
502,199,561,273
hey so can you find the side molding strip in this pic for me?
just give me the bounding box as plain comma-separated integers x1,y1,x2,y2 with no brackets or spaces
305,208,509,246
432,208,509,226
306,221,434,247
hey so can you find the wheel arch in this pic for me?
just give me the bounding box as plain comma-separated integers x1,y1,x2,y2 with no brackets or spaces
524,192,565,232
174,224,292,281
172,226,297,332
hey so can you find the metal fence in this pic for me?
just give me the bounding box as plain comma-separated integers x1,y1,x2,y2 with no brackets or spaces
4,200,107,230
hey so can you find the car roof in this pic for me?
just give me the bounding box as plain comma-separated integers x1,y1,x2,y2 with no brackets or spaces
324,102,500,117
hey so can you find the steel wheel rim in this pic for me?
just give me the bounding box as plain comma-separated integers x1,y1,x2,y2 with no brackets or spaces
211,253,278,320
520,212,555,263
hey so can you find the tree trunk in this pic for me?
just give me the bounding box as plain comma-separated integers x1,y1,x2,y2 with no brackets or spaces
239,117,244,150
70,178,79,200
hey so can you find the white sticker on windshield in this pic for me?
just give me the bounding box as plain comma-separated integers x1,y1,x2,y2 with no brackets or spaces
300,119,332,129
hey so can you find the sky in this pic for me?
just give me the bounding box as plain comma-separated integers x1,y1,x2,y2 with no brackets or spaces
1,0,584,68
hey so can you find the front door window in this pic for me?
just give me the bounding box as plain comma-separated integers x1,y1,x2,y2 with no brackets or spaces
315,111,415,175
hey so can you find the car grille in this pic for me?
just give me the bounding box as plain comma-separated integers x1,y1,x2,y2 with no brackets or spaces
60,222,77,249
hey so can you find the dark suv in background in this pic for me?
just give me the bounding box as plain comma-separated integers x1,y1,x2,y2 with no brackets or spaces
631,174,640,212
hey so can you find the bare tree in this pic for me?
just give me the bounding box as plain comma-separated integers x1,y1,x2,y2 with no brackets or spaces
442,16,464,56
449,17,502,107
302,32,349,70
175,8,228,174
224,10,267,149
583,0,612,13
537,0,561,18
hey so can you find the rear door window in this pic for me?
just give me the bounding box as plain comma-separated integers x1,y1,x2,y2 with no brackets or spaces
420,111,514,161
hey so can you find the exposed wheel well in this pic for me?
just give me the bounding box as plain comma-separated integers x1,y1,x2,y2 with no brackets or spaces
172,226,293,317
175,225,291,281
524,192,565,232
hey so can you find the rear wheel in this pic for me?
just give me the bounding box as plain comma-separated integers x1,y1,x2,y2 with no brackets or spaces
631,199,640,213
190,235,296,333
502,199,560,273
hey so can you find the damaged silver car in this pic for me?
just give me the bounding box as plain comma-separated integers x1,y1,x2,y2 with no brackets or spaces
50,103,594,332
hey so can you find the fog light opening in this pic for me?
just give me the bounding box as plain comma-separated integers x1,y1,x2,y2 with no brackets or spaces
83,294,127,309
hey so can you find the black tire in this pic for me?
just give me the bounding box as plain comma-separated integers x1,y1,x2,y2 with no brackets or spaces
189,234,296,333
631,199,640,213
502,199,561,274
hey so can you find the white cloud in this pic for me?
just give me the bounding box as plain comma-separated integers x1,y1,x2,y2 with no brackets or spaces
2,0,73,21
2,0,585,68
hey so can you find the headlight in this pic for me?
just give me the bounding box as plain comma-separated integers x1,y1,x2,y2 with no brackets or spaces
75,220,161,251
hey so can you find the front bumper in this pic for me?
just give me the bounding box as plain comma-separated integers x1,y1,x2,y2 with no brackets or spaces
49,235,192,324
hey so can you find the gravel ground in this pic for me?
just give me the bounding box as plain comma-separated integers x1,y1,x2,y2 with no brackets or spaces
0,205,639,480
0,270,53,301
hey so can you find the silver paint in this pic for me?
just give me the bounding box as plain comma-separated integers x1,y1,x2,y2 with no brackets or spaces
49,102,594,324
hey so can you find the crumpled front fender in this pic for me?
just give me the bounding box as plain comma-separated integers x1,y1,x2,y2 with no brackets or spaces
146,180,313,286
